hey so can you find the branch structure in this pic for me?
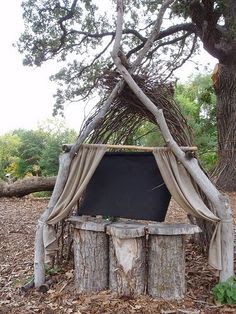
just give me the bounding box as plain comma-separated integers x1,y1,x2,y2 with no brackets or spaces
189,0,236,64
112,0,234,283
34,0,179,289
33,0,234,289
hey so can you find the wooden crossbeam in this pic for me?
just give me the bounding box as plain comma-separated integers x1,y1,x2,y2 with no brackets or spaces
62,143,197,152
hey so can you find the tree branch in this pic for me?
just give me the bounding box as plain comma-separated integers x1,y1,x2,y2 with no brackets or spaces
147,31,193,59
70,28,147,42
124,0,175,72
55,0,78,52
188,0,234,62
127,23,196,58
162,34,198,81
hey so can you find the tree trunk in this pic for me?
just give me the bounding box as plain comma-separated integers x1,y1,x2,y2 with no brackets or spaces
0,176,56,197
148,234,185,299
213,64,236,191
34,153,72,288
147,223,201,300
72,217,110,293
107,223,146,297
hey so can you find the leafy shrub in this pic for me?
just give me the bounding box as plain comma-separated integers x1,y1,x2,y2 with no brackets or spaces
32,191,52,198
212,277,236,304
199,150,217,171
45,265,61,275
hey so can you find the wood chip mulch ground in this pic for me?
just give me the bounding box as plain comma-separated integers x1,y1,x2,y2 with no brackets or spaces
0,193,236,314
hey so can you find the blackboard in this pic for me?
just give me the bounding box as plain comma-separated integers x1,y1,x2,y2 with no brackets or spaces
79,152,171,221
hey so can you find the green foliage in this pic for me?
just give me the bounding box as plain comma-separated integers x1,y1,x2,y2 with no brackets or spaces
132,122,164,147
0,118,77,180
17,0,198,115
38,118,77,176
12,129,45,178
32,191,52,198
212,278,236,304
175,74,217,171
45,264,61,276
16,1,232,175
0,133,21,178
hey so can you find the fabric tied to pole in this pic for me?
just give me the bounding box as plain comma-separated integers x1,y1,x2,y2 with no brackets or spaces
152,149,222,270
43,144,223,270
43,145,107,257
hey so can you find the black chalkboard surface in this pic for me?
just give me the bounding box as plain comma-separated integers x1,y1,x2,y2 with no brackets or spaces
79,152,171,221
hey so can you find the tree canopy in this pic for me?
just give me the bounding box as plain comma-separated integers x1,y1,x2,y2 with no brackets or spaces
18,0,236,109
18,0,199,114
17,0,236,190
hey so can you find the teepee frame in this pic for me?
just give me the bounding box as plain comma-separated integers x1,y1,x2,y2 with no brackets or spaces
33,0,234,288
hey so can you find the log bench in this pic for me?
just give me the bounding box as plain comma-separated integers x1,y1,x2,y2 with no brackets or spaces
69,216,201,299
107,222,146,296
68,216,111,293
147,223,201,299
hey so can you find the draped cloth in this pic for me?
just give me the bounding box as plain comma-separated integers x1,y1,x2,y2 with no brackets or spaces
153,149,222,270
43,145,107,256
43,144,222,270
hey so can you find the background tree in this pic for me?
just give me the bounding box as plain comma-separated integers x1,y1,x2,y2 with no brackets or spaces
172,0,236,190
129,74,217,171
175,74,217,171
38,119,77,176
17,0,236,190
13,129,45,178
0,133,21,179
0,119,77,180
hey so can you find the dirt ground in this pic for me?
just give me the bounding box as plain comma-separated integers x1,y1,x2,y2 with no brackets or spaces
0,194,236,314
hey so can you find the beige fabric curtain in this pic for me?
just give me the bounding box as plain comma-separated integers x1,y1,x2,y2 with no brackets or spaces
43,145,107,255
153,149,222,270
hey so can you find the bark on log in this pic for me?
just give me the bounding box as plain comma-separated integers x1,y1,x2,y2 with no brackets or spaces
147,223,201,300
213,64,236,191
0,176,56,197
107,222,146,297
71,216,110,293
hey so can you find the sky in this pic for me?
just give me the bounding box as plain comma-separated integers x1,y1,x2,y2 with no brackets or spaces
0,1,217,136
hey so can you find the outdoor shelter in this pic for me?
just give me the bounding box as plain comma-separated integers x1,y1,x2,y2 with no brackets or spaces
33,37,233,289
43,143,222,271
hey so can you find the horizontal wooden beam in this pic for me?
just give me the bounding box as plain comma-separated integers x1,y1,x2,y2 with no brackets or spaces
62,143,198,152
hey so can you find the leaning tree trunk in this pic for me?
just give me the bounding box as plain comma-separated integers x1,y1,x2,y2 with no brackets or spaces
213,64,236,191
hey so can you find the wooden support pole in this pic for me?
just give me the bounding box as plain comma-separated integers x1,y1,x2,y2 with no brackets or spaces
107,222,146,297
147,223,201,300
62,143,198,153
69,216,110,293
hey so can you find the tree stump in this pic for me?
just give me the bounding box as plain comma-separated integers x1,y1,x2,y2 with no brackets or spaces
107,222,146,297
147,223,201,300
69,216,110,293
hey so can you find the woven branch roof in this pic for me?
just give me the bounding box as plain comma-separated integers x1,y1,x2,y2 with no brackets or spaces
81,72,193,147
